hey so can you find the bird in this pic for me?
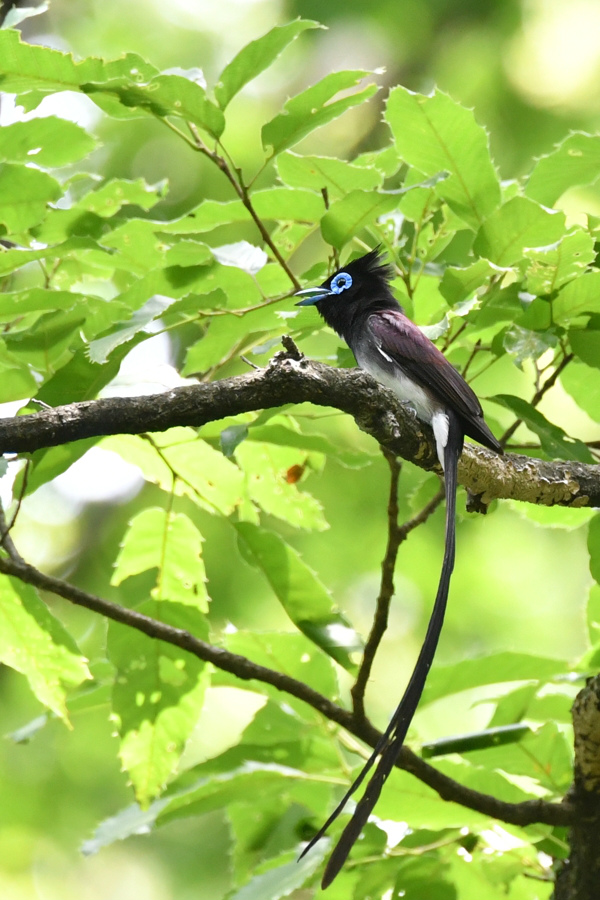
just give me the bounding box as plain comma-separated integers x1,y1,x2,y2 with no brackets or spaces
295,247,503,888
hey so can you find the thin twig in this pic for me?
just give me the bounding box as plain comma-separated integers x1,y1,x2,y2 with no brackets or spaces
351,450,445,720
0,459,29,552
0,548,573,828
499,352,574,448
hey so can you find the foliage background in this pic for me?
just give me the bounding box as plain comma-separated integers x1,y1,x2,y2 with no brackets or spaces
0,1,599,898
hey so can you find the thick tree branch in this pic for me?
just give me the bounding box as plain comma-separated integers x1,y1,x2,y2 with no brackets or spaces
0,550,573,829
1,349,598,508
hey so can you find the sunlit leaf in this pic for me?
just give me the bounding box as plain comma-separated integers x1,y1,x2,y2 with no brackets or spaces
0,162,61,231
589,514,600,585
277,151,383,196
0,116,96,166
386,86,501,229
215,19,322,108
420,652,568,706
0,576,90,720
473,197,566,266
235,522,361,671
262,70,378,156
321,190,400,249
526,132,600,206
112,508,209,610
524,229,595,296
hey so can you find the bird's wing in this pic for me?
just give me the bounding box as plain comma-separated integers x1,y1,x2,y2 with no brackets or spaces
365,310,500,451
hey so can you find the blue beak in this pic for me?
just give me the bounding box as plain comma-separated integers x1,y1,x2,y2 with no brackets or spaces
294,287,333,306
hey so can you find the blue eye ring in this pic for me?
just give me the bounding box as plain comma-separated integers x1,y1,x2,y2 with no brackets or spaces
330,272,352,294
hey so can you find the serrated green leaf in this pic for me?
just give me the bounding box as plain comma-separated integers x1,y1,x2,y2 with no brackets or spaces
235,523,362,671
246,423,374,468
569,328,600,369
560,360,600,422
82,74,225,137
0,576,89,720
491,393,595,462
473,197,566,266
526,132,600,206
223,632,338,704
81,800,167,855
0,236,108,276
0,116,97,166
277,151,383,196
440,258,503,305
108,600,209,805
552,271,600,322
420,652,568,707
0,162,61,231
0,338,38,400
589,514,600,585
385,86,501,229
262,70,378,156
17,438,99,497
215,19,322,109
524,229,596,295
106,430,245,515
0,29,158,100
4,307,85,376
112,509,208,610
321,190,399,249
456,722,572,793
227,844,328,900
234,441,328,531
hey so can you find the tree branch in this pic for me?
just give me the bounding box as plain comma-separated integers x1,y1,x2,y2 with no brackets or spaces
1,349,598,508
0,550,574,829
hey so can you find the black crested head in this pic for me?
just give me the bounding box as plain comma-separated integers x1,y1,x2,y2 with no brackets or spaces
296,248,400,342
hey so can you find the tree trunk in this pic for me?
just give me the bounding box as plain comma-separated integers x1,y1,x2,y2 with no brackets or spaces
553,675,600,899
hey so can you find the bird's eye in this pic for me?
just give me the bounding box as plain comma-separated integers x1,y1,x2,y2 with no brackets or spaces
330,272,353,294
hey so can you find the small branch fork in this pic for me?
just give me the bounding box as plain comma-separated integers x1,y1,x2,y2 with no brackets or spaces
0,507,573,830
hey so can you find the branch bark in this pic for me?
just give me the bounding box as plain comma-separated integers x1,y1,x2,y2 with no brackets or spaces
1,348,598,508
0,550,574,831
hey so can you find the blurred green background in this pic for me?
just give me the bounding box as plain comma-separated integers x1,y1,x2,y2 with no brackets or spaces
0,0,598,897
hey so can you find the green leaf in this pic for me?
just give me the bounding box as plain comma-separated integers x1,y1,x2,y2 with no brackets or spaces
4,308,85,377
569,328,600,369
277,151,383,196
589,514,600,585
561,360,600,422
0,29,158,99
235,523,362,671
0,116,97,166
234,441,328,531
491,393,595,462
473,197,566,266
108,601,209,805
112,509,209,611
81,800,167,855
226,844,328,900
214,19,322,109
554,271,600,322
0,236,107,276
455,722,573,793
385,86,501,229
526,132,600,206
0,576,89,720
524,229,596,296
0,162,61,231
440,258,503,305
245,422,374,468
587,583,600,645
420,652,568,707
224,632,338,710
106,431,245,516
83,73,225,137
262,70,378,156
320,190,399,249
0,339,38,400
